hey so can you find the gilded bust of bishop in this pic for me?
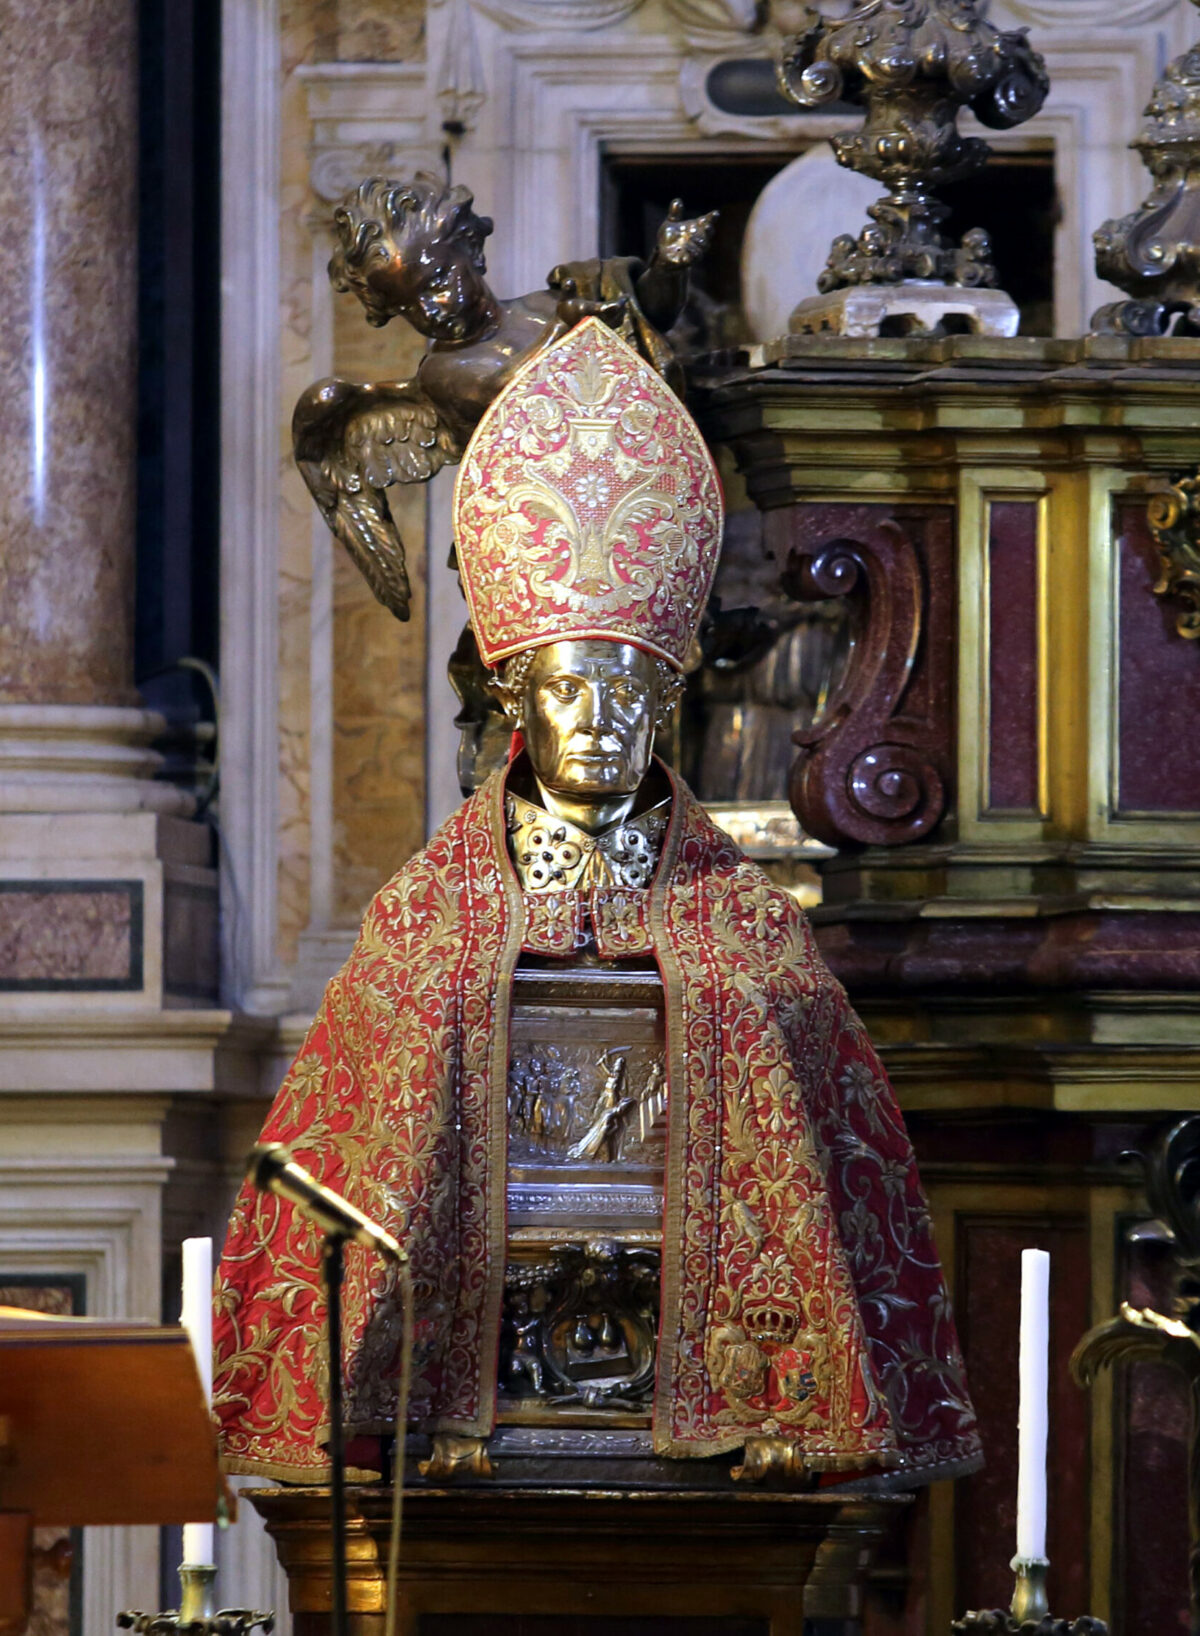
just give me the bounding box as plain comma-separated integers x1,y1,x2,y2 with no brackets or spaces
214,319,980,1488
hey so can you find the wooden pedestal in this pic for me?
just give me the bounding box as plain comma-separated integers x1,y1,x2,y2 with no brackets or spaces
249,1485,907,1636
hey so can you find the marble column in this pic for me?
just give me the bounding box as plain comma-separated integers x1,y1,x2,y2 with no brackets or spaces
0,0,187,812
0,21,241,1635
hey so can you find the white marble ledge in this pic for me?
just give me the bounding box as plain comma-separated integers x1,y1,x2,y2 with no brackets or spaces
299,59,427,121
0,1009,278,1097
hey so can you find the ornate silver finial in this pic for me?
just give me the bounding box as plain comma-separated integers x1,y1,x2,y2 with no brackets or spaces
1092,2,1200,336
777,0,1049,337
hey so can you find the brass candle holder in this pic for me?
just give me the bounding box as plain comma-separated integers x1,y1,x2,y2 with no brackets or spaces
953,1555,1106,1634
116,1562,273,1634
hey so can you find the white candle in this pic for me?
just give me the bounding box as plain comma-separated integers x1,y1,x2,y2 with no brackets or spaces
181,1237,214,1566
1016,1247,1050,1561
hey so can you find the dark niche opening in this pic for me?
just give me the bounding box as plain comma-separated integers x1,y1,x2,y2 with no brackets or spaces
136,0,222,793
601,148,1058,341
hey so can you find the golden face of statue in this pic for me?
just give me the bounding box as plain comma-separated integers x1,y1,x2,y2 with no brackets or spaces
515,640,659,830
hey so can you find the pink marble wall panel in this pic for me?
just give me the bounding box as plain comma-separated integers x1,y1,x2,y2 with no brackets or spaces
987,500,1039,811
1117,499,1200,812
0,882,140,988
1118,1227,1190,1636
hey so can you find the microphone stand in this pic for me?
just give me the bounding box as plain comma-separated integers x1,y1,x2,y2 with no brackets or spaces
244,1144,410,1636
323,1234,351,1636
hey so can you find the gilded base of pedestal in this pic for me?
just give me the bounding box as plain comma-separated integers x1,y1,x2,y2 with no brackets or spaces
248,1483,907,1635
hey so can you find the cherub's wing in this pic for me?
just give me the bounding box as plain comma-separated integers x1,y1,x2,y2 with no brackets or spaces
293,377,462,622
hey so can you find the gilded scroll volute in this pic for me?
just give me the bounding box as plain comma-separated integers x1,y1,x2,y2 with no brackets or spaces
1148,474,1200,642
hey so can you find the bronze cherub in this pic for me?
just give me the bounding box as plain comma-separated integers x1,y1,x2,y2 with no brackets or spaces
293,172,717,623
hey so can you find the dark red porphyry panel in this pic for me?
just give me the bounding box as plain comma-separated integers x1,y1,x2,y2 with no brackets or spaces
952,1216,1090,1620
988,500,1040,812
1117,1229,1190,1636
816,908,1200,994
1117,498,1200,813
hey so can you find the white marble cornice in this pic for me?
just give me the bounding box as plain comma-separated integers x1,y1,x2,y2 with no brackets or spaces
309,141,413,203
1000,0,1181,27
470,0,645,27
0,1008,276,1095
300,60,443,199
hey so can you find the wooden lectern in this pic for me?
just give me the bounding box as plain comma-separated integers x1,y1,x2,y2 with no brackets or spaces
0,1306,222,1633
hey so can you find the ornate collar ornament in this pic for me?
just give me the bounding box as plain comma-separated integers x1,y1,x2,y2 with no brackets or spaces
506,791,669,892
452,316,723,671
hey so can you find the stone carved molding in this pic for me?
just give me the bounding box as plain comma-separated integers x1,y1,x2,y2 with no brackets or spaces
310,142,410,205
770,511,953,849
434,0,487,128
663,0,765,50
466,0,769,42
472,0,644,27
1003,0,1176,24
1148,472,1200,641
678,51,852,142
0,704,192,816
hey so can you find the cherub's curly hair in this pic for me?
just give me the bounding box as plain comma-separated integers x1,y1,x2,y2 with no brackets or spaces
328,173,494,327
494,648,685,734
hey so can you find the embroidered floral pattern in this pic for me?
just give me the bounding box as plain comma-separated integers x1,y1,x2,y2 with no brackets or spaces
591,888,654,956
213,768,980,1482
212,775,520,1477
453,319,723,670
522,892,586,956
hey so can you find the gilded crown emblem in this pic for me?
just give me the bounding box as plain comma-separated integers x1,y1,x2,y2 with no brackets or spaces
453,317,723,671
738,1257,804,1347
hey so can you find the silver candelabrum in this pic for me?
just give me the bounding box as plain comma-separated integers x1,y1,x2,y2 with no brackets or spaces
777,0,1048,337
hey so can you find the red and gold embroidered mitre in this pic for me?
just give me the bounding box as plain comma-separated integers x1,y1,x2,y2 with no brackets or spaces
453,315,723,671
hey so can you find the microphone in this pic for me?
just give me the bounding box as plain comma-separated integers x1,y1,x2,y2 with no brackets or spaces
246,1142,406,1264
